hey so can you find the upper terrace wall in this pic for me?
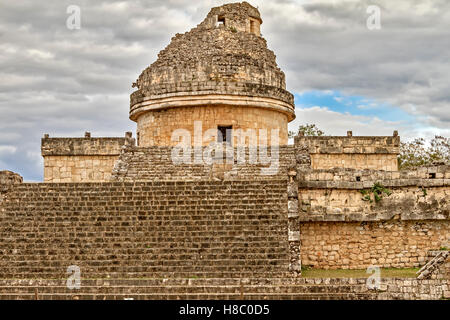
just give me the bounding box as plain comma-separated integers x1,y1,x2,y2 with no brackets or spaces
41,132,134,182
111,145,296,181
293,160,450,269
295,132,400,171
297,165,450,221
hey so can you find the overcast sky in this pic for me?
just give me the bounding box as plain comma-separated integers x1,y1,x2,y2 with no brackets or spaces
1,0,449,181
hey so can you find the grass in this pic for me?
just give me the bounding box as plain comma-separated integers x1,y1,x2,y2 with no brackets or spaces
301,268,419,279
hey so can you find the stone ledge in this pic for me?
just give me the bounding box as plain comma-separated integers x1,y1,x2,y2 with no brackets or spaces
297,165,450,184
130,90,295,121
299,178,450,189
298,212,449,222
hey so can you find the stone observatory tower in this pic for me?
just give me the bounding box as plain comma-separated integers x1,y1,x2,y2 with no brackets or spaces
130,2,295,147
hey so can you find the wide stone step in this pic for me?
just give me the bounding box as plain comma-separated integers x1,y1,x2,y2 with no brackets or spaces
0,278,364,285
0,254,288,261
0,271,291,279
0,284,370,294
0,292,376,300
0,259,287,267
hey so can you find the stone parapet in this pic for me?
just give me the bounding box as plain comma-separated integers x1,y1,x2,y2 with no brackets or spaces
294,133,400,171
417,251,449,280
294,134,400,155
41,133,135,182
41,134,127,156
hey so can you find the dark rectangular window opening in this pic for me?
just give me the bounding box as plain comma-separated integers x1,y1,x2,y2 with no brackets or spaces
218,126,232,143
429,173,436,179
217,15,225,27
356,176,361,182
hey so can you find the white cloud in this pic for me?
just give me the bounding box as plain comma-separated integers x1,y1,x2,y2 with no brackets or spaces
290,106,450,141
260,0,450,129
27,49,55,60
0,146,17,155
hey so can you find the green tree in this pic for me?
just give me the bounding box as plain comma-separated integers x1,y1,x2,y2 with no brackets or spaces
398,135,449,170
289,123,325,139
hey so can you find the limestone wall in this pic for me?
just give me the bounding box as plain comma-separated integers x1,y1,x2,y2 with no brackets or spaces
295,134,400,171
290,139,450,270
136,105,289,146
296,165,450,221
43,155,119,182
41,133,133,182
300,221,450,269
298,186,449,219
375,279,449,300
310,154,398,171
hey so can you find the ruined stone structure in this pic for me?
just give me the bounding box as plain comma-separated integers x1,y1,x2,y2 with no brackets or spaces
0,171,22,203
130,1,295,147
0,2,448,300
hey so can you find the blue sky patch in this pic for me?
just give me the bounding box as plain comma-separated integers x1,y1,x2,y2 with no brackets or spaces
294,90,416,124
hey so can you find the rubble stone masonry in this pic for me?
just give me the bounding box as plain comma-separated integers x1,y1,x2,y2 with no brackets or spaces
0,171,22,204
300,221,450,269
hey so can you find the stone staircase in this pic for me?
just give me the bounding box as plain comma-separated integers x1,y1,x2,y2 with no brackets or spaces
1,179,446,300
0,278,377,300
0,180,289,279
417,251,450,280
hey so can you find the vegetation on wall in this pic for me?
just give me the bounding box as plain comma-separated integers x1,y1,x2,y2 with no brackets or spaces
359,183,392,203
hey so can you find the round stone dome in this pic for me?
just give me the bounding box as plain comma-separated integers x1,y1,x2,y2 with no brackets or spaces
130,2,295,146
